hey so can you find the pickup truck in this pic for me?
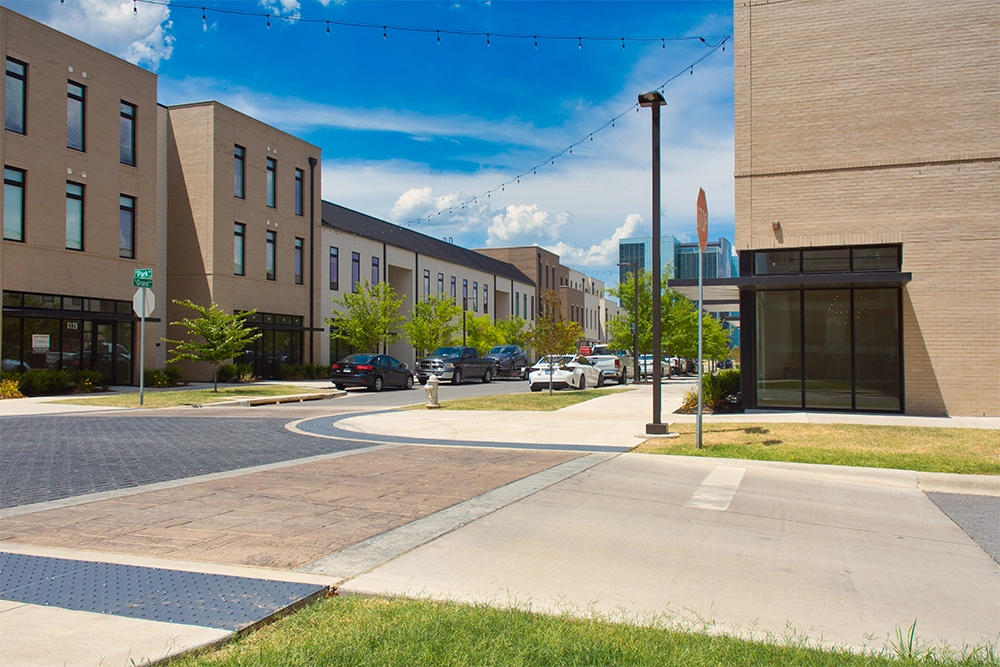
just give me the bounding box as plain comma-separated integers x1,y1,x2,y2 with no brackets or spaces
416,346,497,385
585,344,633,385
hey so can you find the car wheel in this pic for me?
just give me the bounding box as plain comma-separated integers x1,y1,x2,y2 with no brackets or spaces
577,375,586,390
371,375,384,392
404,375,414,390
482,368,492,384
530,384,541,392
597,373,604,388
452,368,462,385
334,383,345,390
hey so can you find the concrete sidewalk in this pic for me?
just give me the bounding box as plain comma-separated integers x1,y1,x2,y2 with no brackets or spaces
1,383,998,665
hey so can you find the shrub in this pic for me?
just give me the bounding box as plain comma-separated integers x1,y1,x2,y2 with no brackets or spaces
146,366,185,388
278,364,304,381
18,369,71,396
72,369,103,394
164,365,184,386
0,378,24,399
234,364,255,383
682,368,741,411
216,364,237,383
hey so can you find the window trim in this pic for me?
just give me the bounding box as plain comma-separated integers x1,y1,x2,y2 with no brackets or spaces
351,252,360,293
5,57,26,135
372,256,380,285
4,166,25,242
437,273,444,296
65,181,84,251
67,81,85,152
234,145,246,199
294,237,304,285
265,230,276,281
266,157,276,208
234,222,246,276
119,101,136,166
294,168,304,216
329,246,339,291
118,194,135,259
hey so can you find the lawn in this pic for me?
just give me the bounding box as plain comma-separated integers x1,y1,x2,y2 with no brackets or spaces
404,387,632,411
170,595,996,667
45,384,321,409
636,422,1000,475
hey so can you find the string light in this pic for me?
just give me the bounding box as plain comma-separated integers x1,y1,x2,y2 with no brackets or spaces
404,35,731,226
133,0,137,14
621,37,625,50
202,6,206,24
486,33,490,46
326,20,330,35
437,29,441,45
266,13,270,29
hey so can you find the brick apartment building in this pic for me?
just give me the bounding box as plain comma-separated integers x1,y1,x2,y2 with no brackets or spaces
729,0,998,416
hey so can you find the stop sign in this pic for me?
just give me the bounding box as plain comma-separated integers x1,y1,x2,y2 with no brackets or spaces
132,288,155,318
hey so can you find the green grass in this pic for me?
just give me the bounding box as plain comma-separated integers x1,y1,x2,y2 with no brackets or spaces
170,596,997,667
44,384,319,409
404,387,632,411
636,422,1000,475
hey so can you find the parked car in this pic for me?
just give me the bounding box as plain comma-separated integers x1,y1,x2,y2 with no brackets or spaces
330,353,415,391
639,354,671,379
483,345,529,379
585,344,632,385
417,346,497,385
528,354,603,392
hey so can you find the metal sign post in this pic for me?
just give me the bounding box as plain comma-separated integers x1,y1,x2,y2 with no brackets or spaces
132,269,155,406
696,190,708,449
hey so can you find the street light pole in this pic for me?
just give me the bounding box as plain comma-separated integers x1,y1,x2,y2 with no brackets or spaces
617,262,641,384
639,90,668,435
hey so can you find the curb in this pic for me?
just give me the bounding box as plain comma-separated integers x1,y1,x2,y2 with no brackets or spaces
197,391,344,408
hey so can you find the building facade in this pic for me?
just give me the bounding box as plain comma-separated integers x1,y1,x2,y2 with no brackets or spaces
733,0,998,416
1,8,163,384
619,235,737,284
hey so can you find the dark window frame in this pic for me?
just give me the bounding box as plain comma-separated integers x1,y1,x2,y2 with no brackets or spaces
234,145,245,199
329,246,339,290
118,194,135,259
234,222,246,276
5,57,26,134
65,181,84,251
371,256,380,285
67,81,85,152
265,230,276,281
351,251,360,293
294,168,304,216
266,157,276,208
294,237,304,285
4,166,25,242
437,273,444,296
119,101,136,166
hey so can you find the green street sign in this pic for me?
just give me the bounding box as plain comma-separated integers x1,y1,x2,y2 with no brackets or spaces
134,268,153,280
133,277,153,288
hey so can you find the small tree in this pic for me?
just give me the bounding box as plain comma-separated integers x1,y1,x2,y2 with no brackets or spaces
528,290,584,394
163,300,262,392
404,294,462,356
495,316,529,347
327,279,405,354
465,313,503,356
607,269,653,356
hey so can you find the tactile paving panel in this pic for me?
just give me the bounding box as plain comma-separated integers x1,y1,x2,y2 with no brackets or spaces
0,552,325,631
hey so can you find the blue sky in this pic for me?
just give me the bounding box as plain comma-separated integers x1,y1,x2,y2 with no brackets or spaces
9,0,735,288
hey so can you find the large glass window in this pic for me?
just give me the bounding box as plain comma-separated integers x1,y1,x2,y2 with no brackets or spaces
803,248,850,273
5,58,26,134
853,246,899,272
423,269,431,296
120,102,136,166
234,145,245,198
351,252,360,292
754,250,799,275
67,81,85,151
4,167,25,241
450,276,456,301
65,182,83,250
266,157,276,208
234,223,245,275
295,168,304,216
265,230,276,280
437,273,444,296
803,290,852,409
756,291,801,407
854,289,901,411
119,195,135,258
294,237,304,285
329,246,339,290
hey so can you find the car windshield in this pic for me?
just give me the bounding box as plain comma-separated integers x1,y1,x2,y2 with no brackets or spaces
341,354,376,364
431,347,463,357
534,355,572,367
488,346,517,355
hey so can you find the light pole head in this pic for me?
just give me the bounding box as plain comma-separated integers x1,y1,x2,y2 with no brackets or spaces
638,90,666,108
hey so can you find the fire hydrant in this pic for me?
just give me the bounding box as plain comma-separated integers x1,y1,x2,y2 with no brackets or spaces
424,374,441,408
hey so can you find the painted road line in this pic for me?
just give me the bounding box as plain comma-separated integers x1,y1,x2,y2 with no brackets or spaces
685,465,746,511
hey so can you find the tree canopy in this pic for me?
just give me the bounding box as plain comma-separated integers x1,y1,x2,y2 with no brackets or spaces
404,294,463,357
327,279,405,354
163,300,262,392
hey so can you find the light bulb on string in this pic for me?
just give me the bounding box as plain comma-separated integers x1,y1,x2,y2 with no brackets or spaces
621,38,625,50
436,30,440,45
201,6,206,23
486,33,490,46
661,38,665,49
266,14,270,28
578,37,582,49
534,35,538,49
326,21,330,35
133,0,137,14
383,26,387,39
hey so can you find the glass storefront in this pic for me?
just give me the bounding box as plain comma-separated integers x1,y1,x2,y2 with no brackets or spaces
234,312,304,379
2,291,135,384
756,291,801,408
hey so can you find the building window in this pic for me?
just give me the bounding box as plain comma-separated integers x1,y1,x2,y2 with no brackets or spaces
351,252,360,292
4,167,25,242
423,269,431,296
531,295,535,320
266,157,276,208
234,223,245,276
473,282,478,312
234,145,245,198
295,168,304,216
329,246,339,290
65,182,83,250
265,230,276,280
5,58,26,134
437,273,444,296
67,81,85,152
120,102,136,166
294,237,304,285
483,285,489,314
119,195,135,259
372,256,380,285
450,276,456,301
515,291,520,318
462,279,468,309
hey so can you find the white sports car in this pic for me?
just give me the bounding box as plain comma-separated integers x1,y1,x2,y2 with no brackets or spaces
528,354,603,392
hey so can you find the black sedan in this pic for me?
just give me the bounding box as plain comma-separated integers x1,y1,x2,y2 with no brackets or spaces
330,354,415,391
484,345,529,379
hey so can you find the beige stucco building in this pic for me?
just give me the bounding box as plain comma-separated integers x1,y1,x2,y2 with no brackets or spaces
732,0,999,416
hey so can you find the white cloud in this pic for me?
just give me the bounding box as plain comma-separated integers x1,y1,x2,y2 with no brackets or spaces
546,213,646,268
486,205,568,246
259,0,301,19
42,0,174,70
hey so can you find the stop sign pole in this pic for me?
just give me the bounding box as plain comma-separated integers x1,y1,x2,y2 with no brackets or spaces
696,189,708,450
132,269,155,406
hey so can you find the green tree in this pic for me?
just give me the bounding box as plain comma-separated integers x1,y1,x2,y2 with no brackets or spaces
494,316,529,347
327,279,405,354
163,300,262,392
465,313,503,355
528,290,584,394
607,269,653,355
404,294,462,356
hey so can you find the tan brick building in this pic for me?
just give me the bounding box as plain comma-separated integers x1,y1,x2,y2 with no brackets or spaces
733,0,999,416
166,102,322,381
0,7,162,384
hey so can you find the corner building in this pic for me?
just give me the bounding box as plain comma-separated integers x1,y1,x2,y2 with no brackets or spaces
734,0,999,416
0,8,162,385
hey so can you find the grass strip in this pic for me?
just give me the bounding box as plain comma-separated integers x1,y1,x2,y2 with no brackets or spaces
171,596,997,667
44,384,319,409
636,422,1000,475
402,387,632,411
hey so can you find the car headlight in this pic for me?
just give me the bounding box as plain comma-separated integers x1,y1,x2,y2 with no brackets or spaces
443,363,454,369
